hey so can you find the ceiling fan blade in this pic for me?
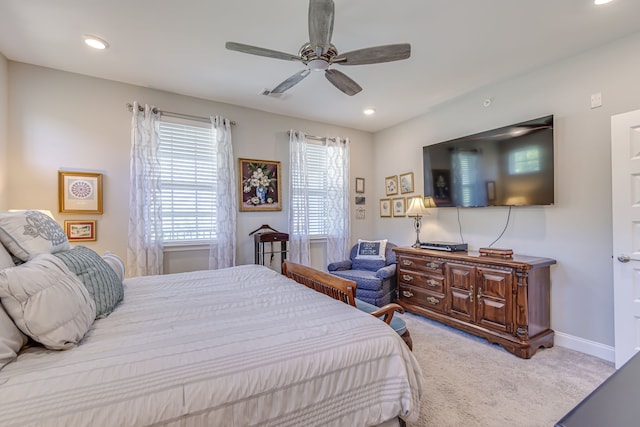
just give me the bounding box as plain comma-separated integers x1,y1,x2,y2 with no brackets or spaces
308,0,334,56
225,42,301,61
271,69,312,94
336,43,411,65
324,69,362,96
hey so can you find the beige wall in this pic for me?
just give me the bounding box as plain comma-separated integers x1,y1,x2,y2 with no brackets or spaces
0,53,8,209
6,63,375,271
373,32,640,358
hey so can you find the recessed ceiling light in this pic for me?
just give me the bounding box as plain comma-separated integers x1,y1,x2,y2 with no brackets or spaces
594,0,613,5
363,108,376,116
83,35,109,50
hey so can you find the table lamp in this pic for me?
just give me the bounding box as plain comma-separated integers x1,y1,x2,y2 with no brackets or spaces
405,197,436,248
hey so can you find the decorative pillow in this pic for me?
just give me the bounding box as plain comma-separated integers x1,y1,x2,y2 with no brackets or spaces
0,253,96,350
0,303,28,370
102,251,125,282
0,211,71,261
54,246,123,318
355,239,387,261
0,243,14,269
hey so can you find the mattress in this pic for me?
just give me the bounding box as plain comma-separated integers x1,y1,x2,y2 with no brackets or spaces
0,264,422,426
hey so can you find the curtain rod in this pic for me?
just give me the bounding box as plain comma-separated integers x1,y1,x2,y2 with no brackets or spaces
287,130,325,141
126,103,236,126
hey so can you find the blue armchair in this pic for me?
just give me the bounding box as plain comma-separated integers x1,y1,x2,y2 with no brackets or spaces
327,242,397,307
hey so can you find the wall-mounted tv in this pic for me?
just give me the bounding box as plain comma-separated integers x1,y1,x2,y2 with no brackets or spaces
423,115,554,207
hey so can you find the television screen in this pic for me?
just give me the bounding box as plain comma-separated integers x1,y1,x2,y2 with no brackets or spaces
423,115,554,207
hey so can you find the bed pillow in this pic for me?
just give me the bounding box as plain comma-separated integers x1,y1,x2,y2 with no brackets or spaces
54,246,124,318
0,303,28,370
0,253,96,350
355,239,387,261
102,251,125,282
0,211,71,261
0,243,14,270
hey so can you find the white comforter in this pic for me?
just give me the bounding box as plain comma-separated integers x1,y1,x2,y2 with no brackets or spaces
0,264,422,427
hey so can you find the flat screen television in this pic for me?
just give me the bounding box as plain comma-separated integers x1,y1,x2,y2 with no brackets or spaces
423,115,554,207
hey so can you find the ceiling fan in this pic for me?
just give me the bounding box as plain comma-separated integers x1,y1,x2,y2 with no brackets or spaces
225,0,411,96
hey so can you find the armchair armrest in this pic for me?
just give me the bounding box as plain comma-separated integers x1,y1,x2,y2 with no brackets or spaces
327,260,352,271
370,303,404,325
375,264,396,280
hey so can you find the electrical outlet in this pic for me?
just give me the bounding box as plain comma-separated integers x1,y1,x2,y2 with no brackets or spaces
591,92,603,109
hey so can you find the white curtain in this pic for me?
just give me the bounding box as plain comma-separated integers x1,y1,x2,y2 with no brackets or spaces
288,130,311,265
127,102,163,277
326,137,351,264
209,116,237,269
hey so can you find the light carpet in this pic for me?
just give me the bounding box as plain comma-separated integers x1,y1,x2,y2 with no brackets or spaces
401,313,615,427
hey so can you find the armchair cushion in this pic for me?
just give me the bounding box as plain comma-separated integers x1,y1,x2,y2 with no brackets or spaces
355,298,407,336
327,260,352,272
354,239,387,261
375,264,396,280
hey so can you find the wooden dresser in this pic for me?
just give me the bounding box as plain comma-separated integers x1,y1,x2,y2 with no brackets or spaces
393,247,556,358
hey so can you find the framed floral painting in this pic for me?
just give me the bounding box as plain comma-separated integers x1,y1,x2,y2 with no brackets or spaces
239,158,281,211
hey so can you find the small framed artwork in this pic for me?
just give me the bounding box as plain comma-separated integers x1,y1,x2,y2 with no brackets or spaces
239,158,282,212
58,171,103,214
355,196,366,205
432,169,452,205
392,197,406,217
355,207,366,220
487,181,496,201
355,177,365,193
385,175,398,196
380,198,391,217
64,220,97,242
400,172,414,194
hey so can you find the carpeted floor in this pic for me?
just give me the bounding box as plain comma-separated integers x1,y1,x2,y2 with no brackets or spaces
401,313,615,427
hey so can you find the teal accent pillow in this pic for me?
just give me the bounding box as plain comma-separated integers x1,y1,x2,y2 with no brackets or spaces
54,246,123,318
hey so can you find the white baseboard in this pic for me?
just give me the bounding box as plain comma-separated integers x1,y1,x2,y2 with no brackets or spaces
554,331,615,363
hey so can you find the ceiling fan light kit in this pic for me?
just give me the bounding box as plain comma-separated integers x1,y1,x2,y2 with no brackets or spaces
225,0,411,96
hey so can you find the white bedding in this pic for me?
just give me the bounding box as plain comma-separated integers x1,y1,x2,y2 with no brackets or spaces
0,264,422,426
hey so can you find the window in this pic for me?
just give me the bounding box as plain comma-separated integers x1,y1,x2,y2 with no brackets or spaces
294,142,328,236
156,120,217,242
509,147,541,174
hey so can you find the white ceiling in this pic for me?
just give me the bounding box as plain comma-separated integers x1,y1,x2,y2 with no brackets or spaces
1,0,639,132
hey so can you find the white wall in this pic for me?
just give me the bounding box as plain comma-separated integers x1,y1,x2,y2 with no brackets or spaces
374,32,640,357
6,63,375,271
0,53,8,210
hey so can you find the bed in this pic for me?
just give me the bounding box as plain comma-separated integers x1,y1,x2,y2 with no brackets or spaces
0,212,422,427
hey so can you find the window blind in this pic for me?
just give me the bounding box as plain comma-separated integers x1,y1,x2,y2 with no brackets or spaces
290,142,328,236
157,121,217,242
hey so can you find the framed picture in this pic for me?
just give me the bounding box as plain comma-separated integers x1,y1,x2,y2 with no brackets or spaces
380,198,391,217
400,172,414,194
432,169,451,205
385,175,398,196
392,197,406,217
355,196,366,205
58,171,103,214
239,158,282,211
487,181,496,201
355,177,365,193
64,220,97,242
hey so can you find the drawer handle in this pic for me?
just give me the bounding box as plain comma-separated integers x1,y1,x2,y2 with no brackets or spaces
402,259,414,266
426,296,440,305
425,262,439,270
469,285,474,303
426,278,439,288
402,274,413,282
402,290,414,298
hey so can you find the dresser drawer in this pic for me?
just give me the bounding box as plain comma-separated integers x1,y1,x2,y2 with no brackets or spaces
398,255,444,274
398,270,444,293
398,284,446,313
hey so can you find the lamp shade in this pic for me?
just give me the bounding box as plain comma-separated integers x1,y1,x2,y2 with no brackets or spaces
423,196,437,209
406,197,427,217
